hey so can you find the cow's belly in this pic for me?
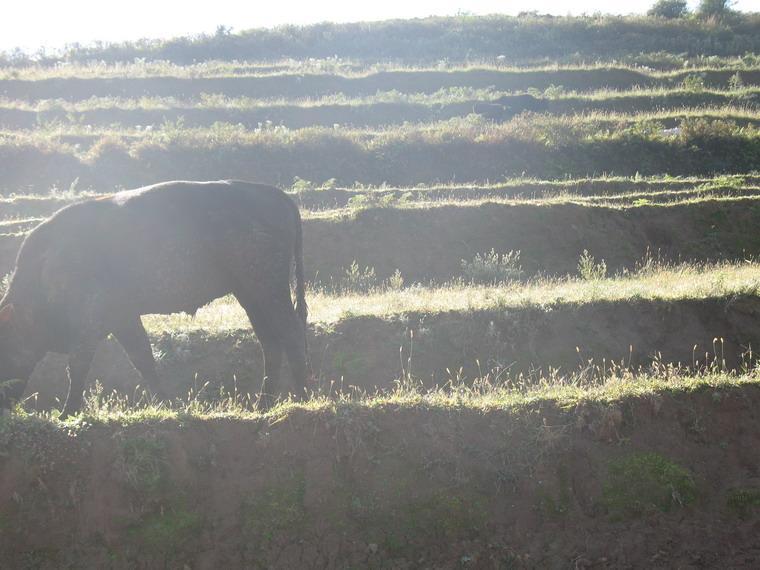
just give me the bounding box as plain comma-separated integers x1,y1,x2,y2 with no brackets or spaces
127,252,232,316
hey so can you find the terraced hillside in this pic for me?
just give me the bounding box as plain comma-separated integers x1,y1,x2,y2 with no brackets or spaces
3,13,760,569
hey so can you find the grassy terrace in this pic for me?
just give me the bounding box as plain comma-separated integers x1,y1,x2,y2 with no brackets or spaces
2,101,759,131
2,66,759,102
0,87,758,112
143,261,760,333
6,110,760,148
0,174,757,226
2,61,759,81
1,115,759,190
7,367,760,424
1,189,759,282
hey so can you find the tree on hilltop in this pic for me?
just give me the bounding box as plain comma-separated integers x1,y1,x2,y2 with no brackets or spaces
647,0,689,19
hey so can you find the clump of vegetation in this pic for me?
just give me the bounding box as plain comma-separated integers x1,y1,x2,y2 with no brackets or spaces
682,73,706,92
602,452,697,518
726,488,760,517
115,431,167,496
697,0,735,20
129,508,203,557
339,260,378,293
461,249,523,284
577,249,607,280
648,0,689,19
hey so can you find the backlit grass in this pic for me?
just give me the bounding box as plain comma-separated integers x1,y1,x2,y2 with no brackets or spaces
141,260,760,333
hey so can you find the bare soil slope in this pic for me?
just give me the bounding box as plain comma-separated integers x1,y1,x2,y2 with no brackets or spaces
3,382,760,568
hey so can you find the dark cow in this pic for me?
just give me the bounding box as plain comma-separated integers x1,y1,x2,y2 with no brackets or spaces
473,93,549,122
0,180,308,417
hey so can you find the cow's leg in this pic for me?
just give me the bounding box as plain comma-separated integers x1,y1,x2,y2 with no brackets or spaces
113,317,161,395
61,338,98,418
266,289,308,399
235,296,284,407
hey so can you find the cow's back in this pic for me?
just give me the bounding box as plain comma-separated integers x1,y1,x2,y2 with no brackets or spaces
15,180,298,319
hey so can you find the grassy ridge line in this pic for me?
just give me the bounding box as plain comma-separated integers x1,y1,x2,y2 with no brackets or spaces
302,188,760,218
1,118,758,190
2,86,758,111
8,108,760,145
39,370,760,422
2,188,758,231
2,100,759,131
1,67,759,102
8,61,740,80
12,14,760,65
144,261,760,332
0,174,756,219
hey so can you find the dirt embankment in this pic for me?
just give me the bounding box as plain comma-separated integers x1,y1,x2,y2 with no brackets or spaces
302,200,760,283
3,130,760,195
23,294,760,409
2,199,760,283
3,383,760,568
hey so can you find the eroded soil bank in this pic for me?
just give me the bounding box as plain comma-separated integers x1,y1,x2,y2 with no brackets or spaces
2,198,760,282
3,383,760,568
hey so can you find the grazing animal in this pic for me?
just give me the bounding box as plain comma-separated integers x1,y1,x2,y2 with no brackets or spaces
0,180,308,417
473,93,549,122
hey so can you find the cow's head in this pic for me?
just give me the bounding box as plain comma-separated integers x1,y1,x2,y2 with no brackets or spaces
0,303,39,409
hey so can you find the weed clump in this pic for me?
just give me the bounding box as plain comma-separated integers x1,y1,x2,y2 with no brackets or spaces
603,451,696,518
726,488,760,517
461,249,523,284
577,249,607,280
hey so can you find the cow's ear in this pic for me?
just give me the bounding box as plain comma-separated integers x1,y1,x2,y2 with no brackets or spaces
0,303,15,325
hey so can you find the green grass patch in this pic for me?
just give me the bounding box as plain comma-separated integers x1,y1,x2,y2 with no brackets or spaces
129,507,203,555
603,452,697,518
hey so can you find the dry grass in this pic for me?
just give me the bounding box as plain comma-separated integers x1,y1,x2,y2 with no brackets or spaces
2,59,758,80
141,261,760,334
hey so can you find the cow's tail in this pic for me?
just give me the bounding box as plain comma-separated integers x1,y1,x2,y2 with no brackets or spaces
292,201,308,326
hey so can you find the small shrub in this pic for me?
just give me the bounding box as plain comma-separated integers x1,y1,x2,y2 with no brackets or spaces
728,72,744,90
318,178,338,191
542,84,565,99
340,260,378,293
348,193,397,209
577,250,607,281
681,73,706,92
386,269,405,291
461,249,523,284
291,176,313,192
